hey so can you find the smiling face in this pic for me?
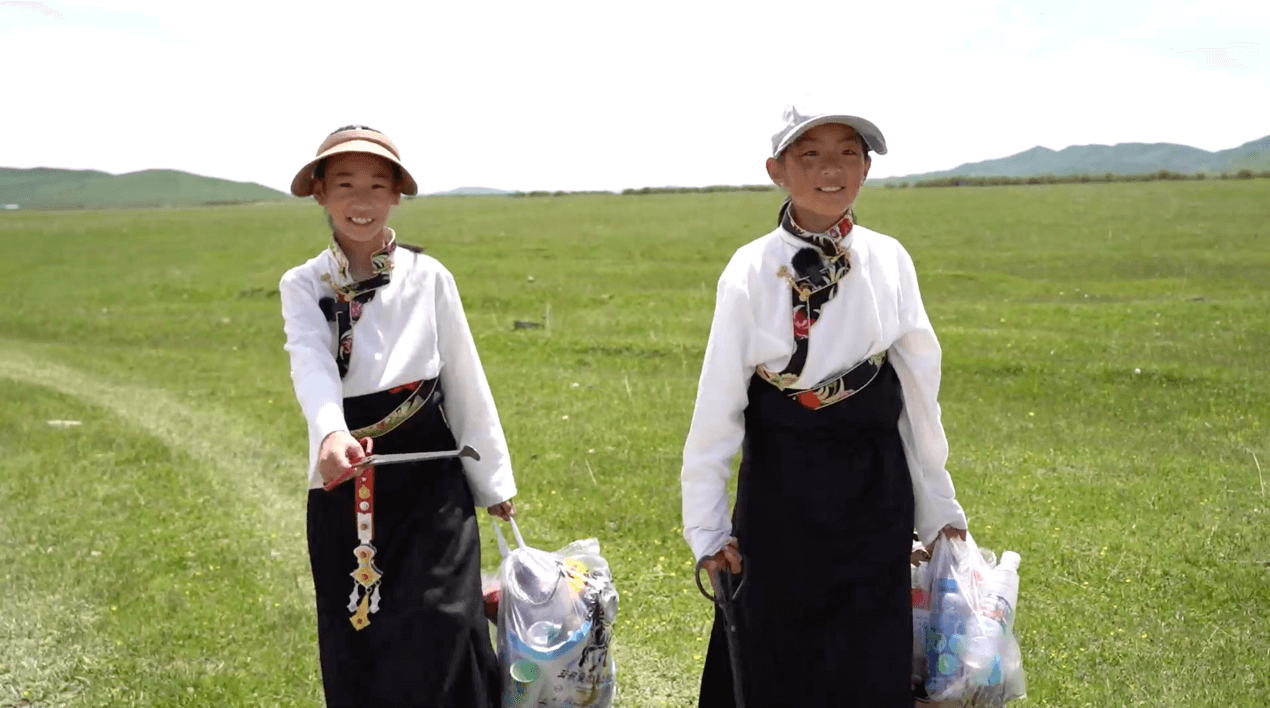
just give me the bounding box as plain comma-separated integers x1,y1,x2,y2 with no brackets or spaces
766,122,871,233
312,152,402,246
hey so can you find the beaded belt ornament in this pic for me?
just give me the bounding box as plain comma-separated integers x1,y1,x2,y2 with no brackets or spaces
348,461,381,630
334,444,481,630
326,379,435,631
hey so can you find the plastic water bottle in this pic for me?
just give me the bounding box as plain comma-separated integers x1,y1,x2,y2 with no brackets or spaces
1001,627,1027,701
963,624,1004,688
925,576,971,698
911,563,931,688
964,551,1021,688
993,552,1026,700
983,552,1020,631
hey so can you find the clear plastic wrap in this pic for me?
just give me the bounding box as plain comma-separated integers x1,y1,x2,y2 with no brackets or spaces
493,519,618,708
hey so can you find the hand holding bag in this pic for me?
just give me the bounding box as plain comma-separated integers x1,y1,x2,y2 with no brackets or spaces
492,519,619,707
915,532,1026,707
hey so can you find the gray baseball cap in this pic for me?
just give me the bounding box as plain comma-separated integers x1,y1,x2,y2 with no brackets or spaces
771,101,888,157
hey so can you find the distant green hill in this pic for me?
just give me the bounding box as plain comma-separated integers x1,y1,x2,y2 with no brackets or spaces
0,167,287,210
429,186,514,197
880,135,1270,183
1219,135,1270,172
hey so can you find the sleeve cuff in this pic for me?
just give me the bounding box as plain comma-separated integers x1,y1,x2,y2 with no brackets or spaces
685,526,733,562
468,470,517,508
314,402,348,444
916,503,968,547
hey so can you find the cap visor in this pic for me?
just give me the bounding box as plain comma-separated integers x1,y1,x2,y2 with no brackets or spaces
775,115,888,157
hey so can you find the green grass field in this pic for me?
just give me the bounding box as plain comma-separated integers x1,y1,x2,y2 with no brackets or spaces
1,180,1268,707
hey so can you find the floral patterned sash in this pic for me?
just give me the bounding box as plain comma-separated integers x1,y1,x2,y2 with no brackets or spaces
348,379,435,440
784,351,888,410
757,204,886,410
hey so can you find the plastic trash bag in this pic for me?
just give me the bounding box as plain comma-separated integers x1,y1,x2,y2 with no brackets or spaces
493,519,618,708
914,532,1026,707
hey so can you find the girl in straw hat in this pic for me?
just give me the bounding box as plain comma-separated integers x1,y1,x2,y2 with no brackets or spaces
280,125,515,707
681,103,969,707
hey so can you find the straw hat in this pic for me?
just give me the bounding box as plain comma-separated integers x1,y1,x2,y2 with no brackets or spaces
290,126,419,197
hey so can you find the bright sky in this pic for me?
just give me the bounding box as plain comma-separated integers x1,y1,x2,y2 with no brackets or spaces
2,0,1267,194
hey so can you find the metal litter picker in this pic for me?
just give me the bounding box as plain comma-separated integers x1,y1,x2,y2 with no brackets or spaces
695,557,746,708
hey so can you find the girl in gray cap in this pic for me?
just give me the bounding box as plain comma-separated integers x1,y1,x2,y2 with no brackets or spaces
681,103,969,707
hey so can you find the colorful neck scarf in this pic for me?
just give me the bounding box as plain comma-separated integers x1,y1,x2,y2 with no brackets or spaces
778,200,855,259
756,204,854,389
319,231,397,378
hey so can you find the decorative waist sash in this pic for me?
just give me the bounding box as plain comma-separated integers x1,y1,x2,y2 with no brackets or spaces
342,378,437,630
757,350,887,411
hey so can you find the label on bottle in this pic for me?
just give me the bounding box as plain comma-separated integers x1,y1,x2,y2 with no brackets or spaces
912,587,930,610
979,594,1014,630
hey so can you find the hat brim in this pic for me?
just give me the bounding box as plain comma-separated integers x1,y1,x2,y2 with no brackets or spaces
774,114,888,157
290,139,419,197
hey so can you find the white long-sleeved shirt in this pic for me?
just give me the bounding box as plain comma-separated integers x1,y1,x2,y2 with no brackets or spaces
279,246,516,506
681,223,966,561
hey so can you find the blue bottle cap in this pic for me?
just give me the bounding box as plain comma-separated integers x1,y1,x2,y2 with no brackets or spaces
937,577,959,592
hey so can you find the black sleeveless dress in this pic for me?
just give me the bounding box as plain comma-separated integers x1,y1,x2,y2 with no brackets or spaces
306,380,500,708
699,362,916,708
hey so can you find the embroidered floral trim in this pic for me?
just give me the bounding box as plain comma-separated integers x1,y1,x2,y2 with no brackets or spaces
756,206,854,388
763,351,887,411
774,258,850,304
756,368,801,390
318,231,399,379
783,211,854,258
348,379,434,440
323,229,397,295
757,200,884,410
